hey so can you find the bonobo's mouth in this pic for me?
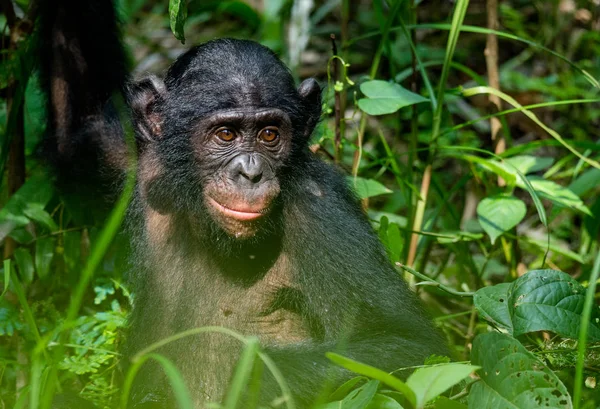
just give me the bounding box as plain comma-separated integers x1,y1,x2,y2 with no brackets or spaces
207,196,267,221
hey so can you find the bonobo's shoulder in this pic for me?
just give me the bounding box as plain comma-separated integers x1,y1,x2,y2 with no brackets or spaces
286,157,364,217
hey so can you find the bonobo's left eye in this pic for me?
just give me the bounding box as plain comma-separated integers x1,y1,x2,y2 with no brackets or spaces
215,128,236,142
258,127,280,143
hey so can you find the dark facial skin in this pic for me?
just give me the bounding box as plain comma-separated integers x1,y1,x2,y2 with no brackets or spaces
192,108,292,238
130,41,321,244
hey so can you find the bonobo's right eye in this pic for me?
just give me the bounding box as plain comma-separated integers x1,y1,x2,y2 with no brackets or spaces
215,128,235,142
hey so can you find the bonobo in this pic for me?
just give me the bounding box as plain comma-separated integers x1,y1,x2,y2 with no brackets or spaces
39,0,448,407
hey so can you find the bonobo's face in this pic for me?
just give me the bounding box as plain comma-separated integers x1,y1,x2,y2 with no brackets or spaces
192,108,292,238
129,39,321,241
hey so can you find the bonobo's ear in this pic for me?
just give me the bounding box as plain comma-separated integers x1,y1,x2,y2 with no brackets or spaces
298,78,322,139
128,76,166,144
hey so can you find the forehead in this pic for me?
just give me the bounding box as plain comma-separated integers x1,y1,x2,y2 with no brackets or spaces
197,108,292,129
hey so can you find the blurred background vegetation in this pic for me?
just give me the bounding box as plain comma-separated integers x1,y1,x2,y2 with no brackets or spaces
0,0,599,408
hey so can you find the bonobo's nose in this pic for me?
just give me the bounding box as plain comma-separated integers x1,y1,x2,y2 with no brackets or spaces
230,154,266,186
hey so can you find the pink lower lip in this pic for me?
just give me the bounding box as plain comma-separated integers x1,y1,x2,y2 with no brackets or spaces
208,197,265,221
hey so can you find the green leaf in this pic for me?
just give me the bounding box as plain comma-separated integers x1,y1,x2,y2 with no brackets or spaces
477,195,526,244
328,377,369,402
169,0,188,43
473,283,512,332
406,363,478,409
469,333,572,409
432,396,467,409
23,204,58,231
516,176,591,215
35,237,54,280
387,223,403,263
0,174,54,241
326,353,416,407
358,80,428,115
366,394,404,409
504,155,554,174
569,168,600,197
474,270,600,340
317,380,379,409
14,248,34,285
350,177,392,199
509,269,600,340
343,380,379,409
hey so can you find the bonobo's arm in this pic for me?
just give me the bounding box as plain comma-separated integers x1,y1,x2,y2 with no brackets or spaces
39,0,129,209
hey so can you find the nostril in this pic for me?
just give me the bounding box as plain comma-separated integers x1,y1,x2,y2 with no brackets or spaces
240,170,263,184
250,173,262,184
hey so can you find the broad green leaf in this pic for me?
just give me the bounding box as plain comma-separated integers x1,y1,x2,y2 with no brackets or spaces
568,168,600,197
358,80,428,115
366,394,404,409
350,177,392,199
317,380,379,409
0,174,54,241
469,333,572,409
509,269,600,340
343,380,379,409
473,283,512,332
432,397,467,409
23,204,58,232
477,195,526,244
14,248,34,285
504,155,554,174
328,377,369,402
169,0,188,43
474,270,600,340
326,353,416,407
516,176,591,215
35,237,54,280
406,363,478,408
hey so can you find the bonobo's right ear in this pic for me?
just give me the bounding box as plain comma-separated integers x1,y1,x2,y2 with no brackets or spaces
298,78,322,139
128,76,167,144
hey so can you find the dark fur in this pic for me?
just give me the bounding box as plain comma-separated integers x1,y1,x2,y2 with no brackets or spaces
39,1,448,408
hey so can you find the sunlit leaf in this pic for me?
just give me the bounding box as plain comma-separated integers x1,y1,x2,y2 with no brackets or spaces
516,176,591,215
350,177,392,199
358,80,428,115
406,363,478,408
477,195,526,244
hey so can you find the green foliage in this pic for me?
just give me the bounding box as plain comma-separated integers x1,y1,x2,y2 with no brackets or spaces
475,270,600,340
470,333,572,409
477,195,526,244
358,80,429,116
1,0,599,408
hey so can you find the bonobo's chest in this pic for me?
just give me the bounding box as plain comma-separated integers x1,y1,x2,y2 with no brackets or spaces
200,252,313,345
142,208,314,345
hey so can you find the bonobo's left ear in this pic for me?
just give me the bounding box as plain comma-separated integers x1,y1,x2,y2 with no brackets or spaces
298,78,322,139
128,76,167,145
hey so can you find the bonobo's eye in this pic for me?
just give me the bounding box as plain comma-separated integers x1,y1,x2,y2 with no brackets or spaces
258,127,280,143
215,128,236,142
